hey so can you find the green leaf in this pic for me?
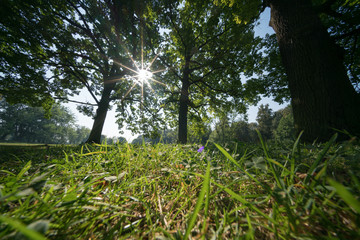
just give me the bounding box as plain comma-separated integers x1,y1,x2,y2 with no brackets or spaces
328,178,360,213
214,143,269,190
62,190,78,202
0,216,47,240
16,161,32,181
210,178,276,225
184,160,211,239
305,134,337,184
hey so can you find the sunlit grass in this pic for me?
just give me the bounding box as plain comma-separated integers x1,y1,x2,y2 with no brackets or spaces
0,136,359,239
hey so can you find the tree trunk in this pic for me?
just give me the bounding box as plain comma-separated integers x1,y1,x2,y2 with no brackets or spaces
267,0,360,141
178,60,191,144
86,82,116,144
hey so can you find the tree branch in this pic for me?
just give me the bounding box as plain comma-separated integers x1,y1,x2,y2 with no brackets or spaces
54,97,98,106
168,7,188,50
196,23,232,52
64,0,108,65
63,60,100,105
333,28,360,40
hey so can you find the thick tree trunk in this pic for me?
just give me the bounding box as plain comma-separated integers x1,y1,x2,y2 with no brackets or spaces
267,0,360,141
178,60,191,144
86,82,116,144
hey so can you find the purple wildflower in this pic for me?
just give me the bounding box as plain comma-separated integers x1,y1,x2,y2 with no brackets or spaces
197,146,205,153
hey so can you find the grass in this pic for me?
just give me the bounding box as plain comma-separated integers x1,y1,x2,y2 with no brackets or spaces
0,135,359,239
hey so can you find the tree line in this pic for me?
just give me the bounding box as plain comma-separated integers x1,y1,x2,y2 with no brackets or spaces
0,99,90,144
1,0,359,143
132,104,294,145
0,99,129,144
1,97,293,145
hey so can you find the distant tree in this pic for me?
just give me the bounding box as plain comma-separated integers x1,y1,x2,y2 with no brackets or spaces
131,135,149,145
188,121,212,144
256,104,274,140
248,122,259,142
69,126,91,144
274,107,295,142
0,100,80,143
271,105,292,132
209,117,233,145
232,120,257,143
130,128,181,144
272,109,284,133
210,117,260,144
117,136,128,144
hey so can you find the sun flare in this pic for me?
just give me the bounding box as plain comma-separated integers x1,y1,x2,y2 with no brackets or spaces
109,26,166,106
137,69,153,83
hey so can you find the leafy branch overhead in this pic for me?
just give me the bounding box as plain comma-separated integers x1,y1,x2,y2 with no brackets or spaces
1,0,359,143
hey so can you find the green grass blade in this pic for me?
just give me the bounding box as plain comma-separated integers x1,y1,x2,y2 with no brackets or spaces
290,131,303,183
184,161,211,239
328,178,360,213
305,133,337,184
245,212,255,240
214,143,239,168
267,158,290,174
201,166,211,239
16,161,31,181
0,216,47,240
0,170,16,176
256,130,282,188
256,130,269,159
214,143,272,192
291,131,303,159
214,143,258,182
210,179,276,225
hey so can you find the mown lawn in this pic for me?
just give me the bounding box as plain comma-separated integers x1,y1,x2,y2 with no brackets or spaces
0,134,360,239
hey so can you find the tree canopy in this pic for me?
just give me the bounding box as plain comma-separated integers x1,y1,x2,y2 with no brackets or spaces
151,0,263,143
1,0,359,143
1,0,165,143
0,99,90,144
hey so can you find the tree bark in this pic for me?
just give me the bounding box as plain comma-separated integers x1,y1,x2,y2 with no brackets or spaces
178,60,191,144
267,0,360,141
86,81,116,144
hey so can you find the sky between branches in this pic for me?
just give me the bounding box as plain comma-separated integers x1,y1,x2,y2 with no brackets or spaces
64,8,287,142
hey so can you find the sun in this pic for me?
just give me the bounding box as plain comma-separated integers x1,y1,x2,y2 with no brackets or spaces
137,69,153,83
108,29,166,105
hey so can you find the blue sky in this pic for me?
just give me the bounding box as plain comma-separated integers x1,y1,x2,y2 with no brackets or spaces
64,8,288,141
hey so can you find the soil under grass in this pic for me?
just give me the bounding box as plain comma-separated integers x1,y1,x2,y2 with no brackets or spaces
0,138,359,239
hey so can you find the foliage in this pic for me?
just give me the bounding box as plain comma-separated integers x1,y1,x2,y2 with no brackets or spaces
256,104,274,140
117,136,128,144
152,0,263,143
274,106,295,142
209,118,259,145
0,136,359,239
253,33,290,103
131,126,211,144
0,100,90,144
70,126,91,144
209,105,294,147
313,0,360,92
0,0,165,143
209,117,233,145
2,0,359,143
0,0,62,112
